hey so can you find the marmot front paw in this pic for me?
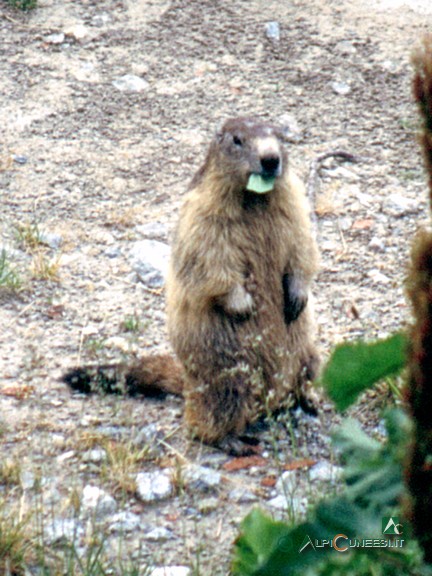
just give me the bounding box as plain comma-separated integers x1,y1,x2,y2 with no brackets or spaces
223,283,254,317
282,273,308,324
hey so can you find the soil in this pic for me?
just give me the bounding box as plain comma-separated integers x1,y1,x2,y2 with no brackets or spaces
0,0,431,574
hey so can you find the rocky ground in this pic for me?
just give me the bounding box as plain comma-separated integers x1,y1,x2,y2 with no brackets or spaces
1,0,431,574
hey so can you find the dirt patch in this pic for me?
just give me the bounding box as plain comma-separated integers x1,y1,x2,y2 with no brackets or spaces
0,0,429,573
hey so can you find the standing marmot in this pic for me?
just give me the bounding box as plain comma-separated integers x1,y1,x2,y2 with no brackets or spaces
64,117,320,453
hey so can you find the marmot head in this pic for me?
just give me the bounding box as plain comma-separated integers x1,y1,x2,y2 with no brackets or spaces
210,117,286,194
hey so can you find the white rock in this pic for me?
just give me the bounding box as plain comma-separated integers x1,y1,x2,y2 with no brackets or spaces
382,193,417,217
45,518,83,545
275,470,298,494
150,567,190,576
82,485,117,518
64,24,90,41
368,237,386,252
44,32,65,45
182,464,221,492
279,113,303,143
265,21,280,41
331,81,351,95
145,527,174,541
368,269,391,284
112,74,149,93
267,494,307,515
309,461,343,483
129,240,170,288
109,511,141,533
82,448,107,464
136,471,173,502
39,231,62,250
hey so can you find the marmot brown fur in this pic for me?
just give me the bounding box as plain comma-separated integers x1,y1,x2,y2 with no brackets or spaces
64,117,320,453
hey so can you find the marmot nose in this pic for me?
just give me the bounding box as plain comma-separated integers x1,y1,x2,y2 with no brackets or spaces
260,155,280,177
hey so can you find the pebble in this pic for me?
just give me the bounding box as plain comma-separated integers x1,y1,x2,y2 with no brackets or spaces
82,485,117,518
265,21,280,42
44,32,65,45
309,461,343,483
82,448,107,464
137,222,170,240
136,470,173,502
109,511,141,533
382,193,418,217
267,494,307,515
182,464,221,492
278,113,303,143
331,81,351,95
112,74,149,93
367,269,391,284
145,527,174,541
44,518,83,545
129,239,170,288
229,489,258,503
39,231,63,250
150,567,190,576
275,470,298,494
197,497,219,514
368,236,386,252
12,154,28,165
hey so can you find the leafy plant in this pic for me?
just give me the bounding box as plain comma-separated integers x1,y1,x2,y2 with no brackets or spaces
0,248,21,291
231,336,427,576
4,0,37,11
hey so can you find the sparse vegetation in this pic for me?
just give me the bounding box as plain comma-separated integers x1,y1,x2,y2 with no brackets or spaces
0,248,21,291
4,0,37,11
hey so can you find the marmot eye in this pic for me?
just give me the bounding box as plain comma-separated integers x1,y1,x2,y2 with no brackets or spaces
233,135,243,147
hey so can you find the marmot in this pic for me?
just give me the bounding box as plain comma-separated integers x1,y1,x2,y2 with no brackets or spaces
64,117,320,453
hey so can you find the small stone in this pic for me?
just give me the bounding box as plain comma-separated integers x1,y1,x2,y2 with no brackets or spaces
335,40,357,55
12,154,28,165
367,269,391,284
278,113,303,143
57,450,75,463
112,74,149,93
182,464,221,492
265,21,280,42
275,470,298,494
145,527,174,541
309,461,343,483
133,424,164,458
267,494,307,515
382,193,417,217
331,81,351,95
82,485,117,518
150,567,190,576
82,448,107,464
197,497,219,514
229,489,258,503
338,216,352,231
44,32,65,45
39,232,62,250
64,24,89,41
368,237,386,252
137,222,170,240
105,245,122,258
129,239,170,288
109,511,141,533
136,471,173,502
45,518,83,545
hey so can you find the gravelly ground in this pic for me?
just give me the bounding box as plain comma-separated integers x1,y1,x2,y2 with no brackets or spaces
0,0,431,573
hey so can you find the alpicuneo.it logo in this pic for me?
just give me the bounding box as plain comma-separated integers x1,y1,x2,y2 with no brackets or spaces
299,517,405,553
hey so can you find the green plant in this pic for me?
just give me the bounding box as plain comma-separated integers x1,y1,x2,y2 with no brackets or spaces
0,248,21,291
231,335,429,575
4,0,37,11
